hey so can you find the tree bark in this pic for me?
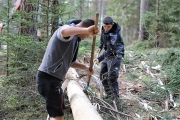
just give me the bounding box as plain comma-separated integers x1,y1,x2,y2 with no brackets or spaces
79,0,84,19
155,0,160,47
138,0,149,41
19,0,37,36
51,0,59,36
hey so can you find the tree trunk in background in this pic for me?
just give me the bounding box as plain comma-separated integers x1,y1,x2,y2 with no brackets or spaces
92,0,98,19
19,0,37,36
79,0,84,19
86,0,90,16
125,22,129,43
133,1,140,41
99,0,105,27
51,0,59,36
98,0,101,24
6,0,11,76
155,0,160,47
138,0,149,41
41,0,50,40
67,0,73,20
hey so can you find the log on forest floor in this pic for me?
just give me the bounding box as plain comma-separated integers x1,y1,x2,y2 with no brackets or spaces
64,68,103,120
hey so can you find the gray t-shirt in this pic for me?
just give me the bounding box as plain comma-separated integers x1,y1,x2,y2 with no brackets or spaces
38,25,80,80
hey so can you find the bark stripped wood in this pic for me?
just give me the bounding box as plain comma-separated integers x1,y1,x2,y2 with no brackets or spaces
61,79,69,92
146,113,150,120
62,68,79,91
165,98,169,111
94,97,134,119
65,68,79,79
113,100,120,120
67,80,103,120
63,68,103,120
0,23,3,34
159,80,180,108
99,82,103,99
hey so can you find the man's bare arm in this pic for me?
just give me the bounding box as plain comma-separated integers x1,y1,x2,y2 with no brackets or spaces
61,25,97,37
71,61,94,75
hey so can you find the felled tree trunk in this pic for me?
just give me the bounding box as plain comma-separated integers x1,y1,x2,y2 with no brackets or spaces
64,68,103,120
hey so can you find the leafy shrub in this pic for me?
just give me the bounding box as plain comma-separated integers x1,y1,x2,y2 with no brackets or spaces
161,48,180,93
134,40,154,50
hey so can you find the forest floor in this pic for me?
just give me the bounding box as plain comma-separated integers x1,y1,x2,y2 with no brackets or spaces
0,48,180,120
77,48,180,120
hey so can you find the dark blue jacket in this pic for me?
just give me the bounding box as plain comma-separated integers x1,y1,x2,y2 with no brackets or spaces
98,22,124,62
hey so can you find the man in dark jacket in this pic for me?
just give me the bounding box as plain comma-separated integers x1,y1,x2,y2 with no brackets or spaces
95,17,124,100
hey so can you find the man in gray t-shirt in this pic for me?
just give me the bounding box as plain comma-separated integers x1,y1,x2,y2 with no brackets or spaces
36,19,98,120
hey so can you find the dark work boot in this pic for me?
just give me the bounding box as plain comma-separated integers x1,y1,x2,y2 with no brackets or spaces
103,87,113,99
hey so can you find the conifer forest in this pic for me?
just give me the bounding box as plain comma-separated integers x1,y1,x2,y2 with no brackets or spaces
0,0,180,119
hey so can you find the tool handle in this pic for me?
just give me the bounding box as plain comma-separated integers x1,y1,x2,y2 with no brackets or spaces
87,13,99,84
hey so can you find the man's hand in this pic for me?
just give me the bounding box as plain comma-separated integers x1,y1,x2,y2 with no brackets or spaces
96,48,101,53
85,66,94,75
96,48,102,58
87,25,99,36
94,59,99,64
